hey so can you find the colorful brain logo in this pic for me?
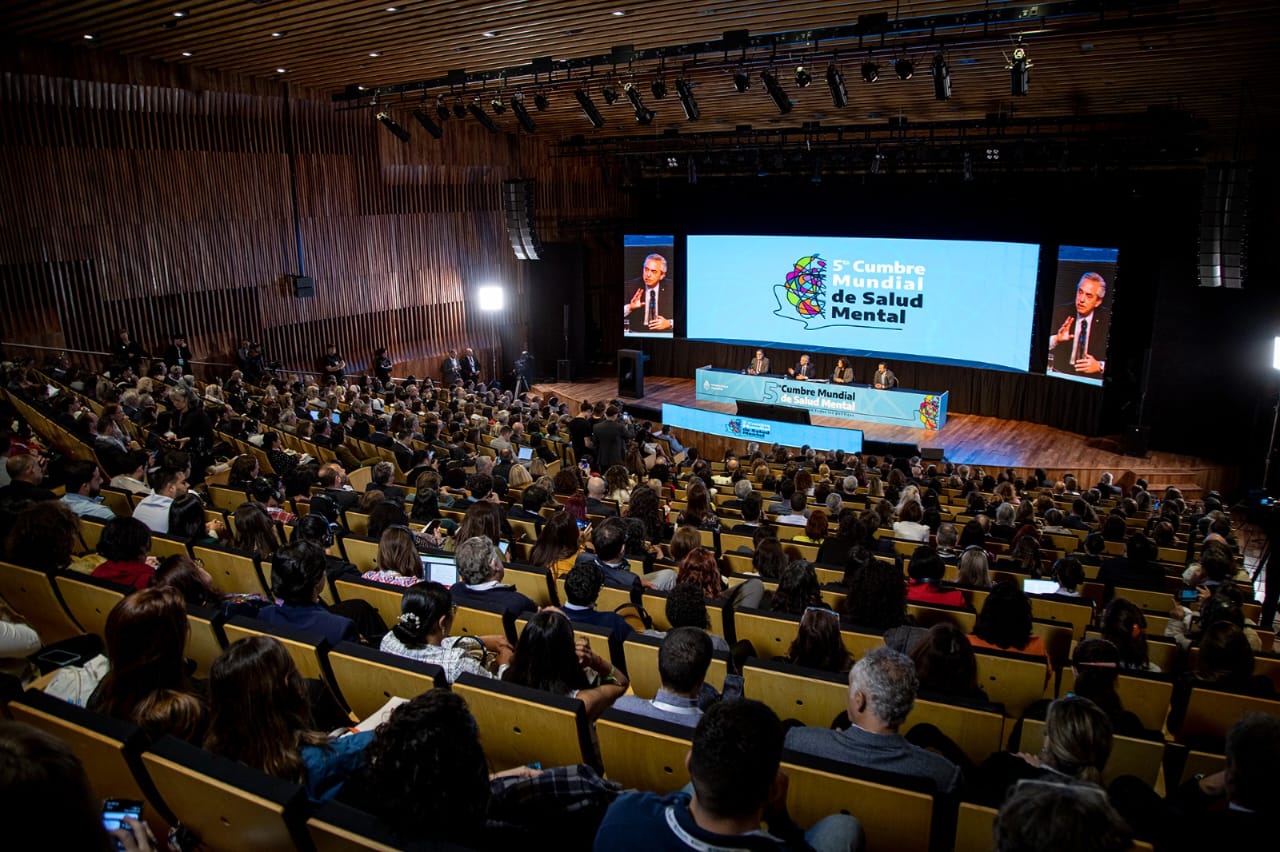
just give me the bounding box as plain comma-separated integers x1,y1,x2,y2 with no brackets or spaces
726,419,743,435
783,255,827,318
918,395,940,430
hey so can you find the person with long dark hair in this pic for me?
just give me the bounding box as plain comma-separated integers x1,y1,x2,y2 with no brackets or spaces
906,546,965,607
768,560,822,615
204,636,370,802
910,622,985,702
785,606,853,674
529,510,587,578
968,581,1051,672
87,586,205,741
502,609,628,720
1100,598,1159,672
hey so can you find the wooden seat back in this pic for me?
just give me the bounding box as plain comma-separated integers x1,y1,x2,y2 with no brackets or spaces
621,634,729,700
1018,717,1163,786
54,573,128,639
452,672,598,771
193,545,271,597
326,641,446,719
974,649,1051,718
0,561,85,643
596,708,694,794
1058,668,1173,733
781,754,935,852
332,577,405,631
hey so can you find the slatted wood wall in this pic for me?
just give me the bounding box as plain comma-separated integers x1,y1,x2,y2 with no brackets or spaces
0,42,629,383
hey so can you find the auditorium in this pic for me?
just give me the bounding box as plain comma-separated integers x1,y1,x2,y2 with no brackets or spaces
1,2,1278,851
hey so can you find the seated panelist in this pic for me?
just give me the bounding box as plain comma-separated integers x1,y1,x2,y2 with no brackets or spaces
745,349,771,375
787,354,817,380
831,358,854,384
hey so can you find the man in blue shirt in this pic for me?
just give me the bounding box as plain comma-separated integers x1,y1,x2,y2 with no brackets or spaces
574,517,676,592
594,699,861,851
59,461,116,520
561,561,634,671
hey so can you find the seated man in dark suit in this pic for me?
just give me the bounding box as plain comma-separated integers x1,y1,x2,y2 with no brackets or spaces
730,493,766,532
560,561,634,672
366,461,406,504
585,475,618,517
1097,533,1164,600
447,535,536,620
506,484,549,529
574,516,676,592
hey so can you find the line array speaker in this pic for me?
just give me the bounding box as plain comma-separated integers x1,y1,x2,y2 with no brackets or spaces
1198,165,1248,288
503,178,543,261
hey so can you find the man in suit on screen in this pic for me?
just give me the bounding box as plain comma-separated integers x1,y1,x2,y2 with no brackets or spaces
873,362,897,389
746,349,771,375
1048,272,1110,377
624,253,673,332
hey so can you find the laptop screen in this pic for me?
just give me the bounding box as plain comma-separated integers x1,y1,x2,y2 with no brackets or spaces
516,446,534,461
308,410,319,421
420,554,458,586
1022,578,1059,596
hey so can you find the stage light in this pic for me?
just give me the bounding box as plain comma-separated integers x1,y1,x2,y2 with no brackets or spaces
675,78,700,120
435,95,449,122
602,85,620,105
1009,44,1031,96
895,58,914,80
452,98,467,119
376,111,411,142
761,70,792,114
467,99,500,133
574,89,606,128
490,96,507,114
795,65,812,88
623,82,655,124
932,54,951,100
510,92,537,133
411,108,443,139
861,61,880,83
826,63,848,108
533,91,549,111
732,69,750,92
651,77,667,99
477,285,505,312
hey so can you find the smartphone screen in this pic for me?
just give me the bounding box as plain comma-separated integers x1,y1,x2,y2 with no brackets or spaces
576,519,588,530
1177,588,1199,604
103,799,143,849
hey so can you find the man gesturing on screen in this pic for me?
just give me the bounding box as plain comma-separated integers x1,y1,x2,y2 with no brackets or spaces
788,354,817,380
1049,272,1109,376
625,253,673,332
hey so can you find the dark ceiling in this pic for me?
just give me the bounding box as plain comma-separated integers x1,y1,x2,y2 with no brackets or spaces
2,1,1278,166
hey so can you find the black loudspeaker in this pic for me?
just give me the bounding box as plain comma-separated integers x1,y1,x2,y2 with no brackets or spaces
618,348,646,398
921,447,945,461
1123,425,1150,458
862,439,922,458
735,401,811,425
293,275,315,298
625,402,663,423
1198,165,1248,288
503,179,543,261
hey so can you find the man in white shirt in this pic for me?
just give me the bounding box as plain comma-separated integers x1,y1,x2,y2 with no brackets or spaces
108,450,153,496
131,468,188,533
59,462,116,520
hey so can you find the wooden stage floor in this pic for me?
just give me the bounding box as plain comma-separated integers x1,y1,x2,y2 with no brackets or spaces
532,376,1234,496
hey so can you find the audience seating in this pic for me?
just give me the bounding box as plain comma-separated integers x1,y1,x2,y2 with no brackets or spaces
452,672,600,772
1057,668,1173,733
149,534,192,560
621,634,729,699
142,735,309,852
306,800,405,852
743,658,848,728
502,563,557,607
451,601,512,643
325,641,445,720
1018,718,1163,786
1177,687,1280,747
781,751,937,852
596,708,694,795
973,648,1052,719
952,802,999,852
332,577,405,632
339,537,379,573
0,560,87,644
193,545,271,598
185,603,226,678
53,573,128,640
903,697,1007,768
8,690,174,835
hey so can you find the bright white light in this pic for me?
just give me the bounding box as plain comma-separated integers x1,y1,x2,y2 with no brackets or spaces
478,286,505,312
1273,336,1280,370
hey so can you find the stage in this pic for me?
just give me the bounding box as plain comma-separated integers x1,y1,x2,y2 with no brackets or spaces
531,376,1235,498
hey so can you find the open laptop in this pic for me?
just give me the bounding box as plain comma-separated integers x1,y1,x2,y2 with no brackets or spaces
516,445,534,462
1022,578,1059,596
419,553,458,586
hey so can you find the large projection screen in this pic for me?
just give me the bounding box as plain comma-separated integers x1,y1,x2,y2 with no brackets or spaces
686,235,1041,372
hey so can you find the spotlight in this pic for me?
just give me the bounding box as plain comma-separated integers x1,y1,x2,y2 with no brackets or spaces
651,77,667,99
435,95,450,122
533,92,549,111
733,69,750,92
825,63,848,108
931,54,951,100
490,96,507,114
510,92,537,133
574,89,605,129
675,78,700,120
411,108,443,139
861,61,879,83
895,58,914,80
761,70,792,114
602,85,619,105
623,83,655,124
452,98,467,119
376,111,410,142
795,65,812,88
467,99,500,133
1008,45,1031,96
